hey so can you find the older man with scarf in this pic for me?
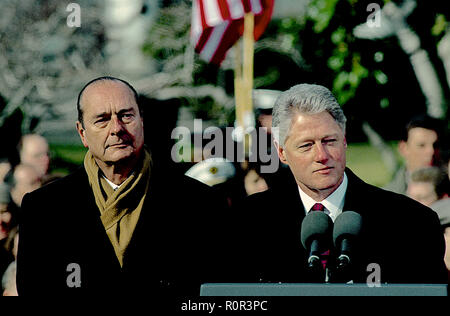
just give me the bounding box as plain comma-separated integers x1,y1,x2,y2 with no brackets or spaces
17,77,230,298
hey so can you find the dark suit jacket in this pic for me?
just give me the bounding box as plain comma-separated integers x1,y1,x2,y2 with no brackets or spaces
16,165,231,297
232,168,447,284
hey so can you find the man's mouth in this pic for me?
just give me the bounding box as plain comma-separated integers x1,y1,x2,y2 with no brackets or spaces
107,142,130,149
314,166,334,174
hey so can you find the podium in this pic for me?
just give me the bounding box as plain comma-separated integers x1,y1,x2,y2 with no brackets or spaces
200,283,448,296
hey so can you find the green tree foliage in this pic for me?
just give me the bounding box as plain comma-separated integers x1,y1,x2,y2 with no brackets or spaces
256,0,449,141
143,0,449,141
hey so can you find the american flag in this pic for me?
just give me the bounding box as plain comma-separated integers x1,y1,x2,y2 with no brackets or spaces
191,0,274,65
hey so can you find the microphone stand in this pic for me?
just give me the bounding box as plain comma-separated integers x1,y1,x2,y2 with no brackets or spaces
306,241,329,283
330,239,355,283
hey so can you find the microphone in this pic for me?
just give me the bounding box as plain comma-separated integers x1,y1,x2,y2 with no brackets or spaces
333,211,362,270
301,211,333,272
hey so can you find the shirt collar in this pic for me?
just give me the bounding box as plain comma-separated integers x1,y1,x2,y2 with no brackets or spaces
101,171,135,191
298,172,348,222
102,175,121,191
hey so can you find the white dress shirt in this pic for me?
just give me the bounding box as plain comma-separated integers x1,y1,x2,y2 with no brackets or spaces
298,172,348,222
101,172,135,191
103,175,121,191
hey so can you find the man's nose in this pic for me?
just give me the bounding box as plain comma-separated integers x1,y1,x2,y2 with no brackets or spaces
314,143,329,163
110,116,124,135
427,144,437,156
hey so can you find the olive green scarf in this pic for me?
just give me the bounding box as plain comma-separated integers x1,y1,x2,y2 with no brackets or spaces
84,149,151,267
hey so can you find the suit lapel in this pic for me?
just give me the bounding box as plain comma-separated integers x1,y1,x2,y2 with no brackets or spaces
342,168,370,217
271,171,306,249
280,171,307,224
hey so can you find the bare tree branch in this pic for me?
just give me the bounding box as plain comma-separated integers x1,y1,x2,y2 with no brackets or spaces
0,0,108,132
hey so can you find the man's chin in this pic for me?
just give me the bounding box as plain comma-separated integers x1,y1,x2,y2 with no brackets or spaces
104,149,136,163
314,177,342,191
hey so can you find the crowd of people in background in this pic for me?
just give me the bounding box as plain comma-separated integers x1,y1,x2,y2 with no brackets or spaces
1,109,449,295
0,134,51,295
382,114,450,277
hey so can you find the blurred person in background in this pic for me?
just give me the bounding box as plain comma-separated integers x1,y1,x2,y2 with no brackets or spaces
0,158,11,183
2,261,17,296
0,184,14,241
18,134,50,180
185,158,269,205
445,225,450,283
10,164,41,208
4,226,18,261
384,114,444,195
252,89,291,192
406,166,449,207
430,149,450,223
185,157,242,207
185,157,236,187
427,149,450,280
0,225,19,296
0,183,17,287
243,162,269,196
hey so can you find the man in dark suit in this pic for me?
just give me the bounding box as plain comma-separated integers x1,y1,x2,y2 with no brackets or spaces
235,84,447,285
16,77,229,297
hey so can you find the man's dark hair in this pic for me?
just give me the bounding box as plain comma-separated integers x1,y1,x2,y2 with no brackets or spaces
77,76,141,126
401,114,444,142
410,166,449,199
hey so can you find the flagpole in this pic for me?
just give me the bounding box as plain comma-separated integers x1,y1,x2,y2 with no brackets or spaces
243,12,254,118
234,40,243,132
234,12,255,157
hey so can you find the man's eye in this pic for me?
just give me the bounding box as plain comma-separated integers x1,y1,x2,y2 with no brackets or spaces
323,139,336,144
95,118,109,125
121,114,134,121
299,143,312,150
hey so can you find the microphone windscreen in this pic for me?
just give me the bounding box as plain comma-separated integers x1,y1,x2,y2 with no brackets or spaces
333,211,362,246
301,211,333,250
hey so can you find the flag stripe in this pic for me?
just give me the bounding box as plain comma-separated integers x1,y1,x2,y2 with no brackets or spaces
217,0,231,21
210,21,243,64
199,21,229,62
191,0,202,44
195,26,213,52
241,0,251,12
191,0,274,65
250,0,262,14
197,0,209,30
227,0,245,19
203,0,223,26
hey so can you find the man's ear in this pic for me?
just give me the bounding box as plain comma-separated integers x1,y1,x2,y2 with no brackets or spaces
398,140,407,158
274,140,288,165
76,121,89,148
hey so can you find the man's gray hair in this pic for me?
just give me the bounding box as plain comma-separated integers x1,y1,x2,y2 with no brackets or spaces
272,84,347,146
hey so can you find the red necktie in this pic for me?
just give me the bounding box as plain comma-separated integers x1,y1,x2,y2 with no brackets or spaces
312,203,325,212
311,203,329,269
